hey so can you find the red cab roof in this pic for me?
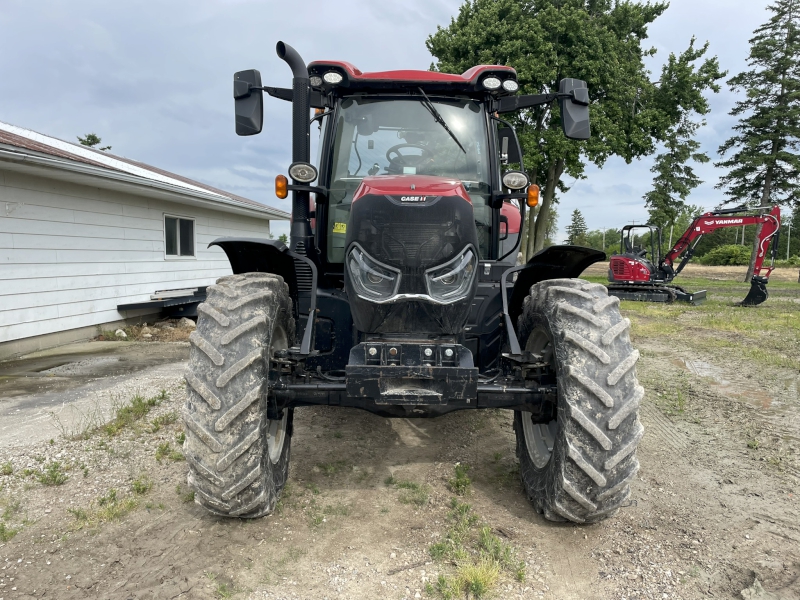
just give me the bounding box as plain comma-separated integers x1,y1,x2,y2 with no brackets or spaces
307,61,517,94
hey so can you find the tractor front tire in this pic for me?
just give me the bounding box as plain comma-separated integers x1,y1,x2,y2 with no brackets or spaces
183,273,294,518
514,278,644,523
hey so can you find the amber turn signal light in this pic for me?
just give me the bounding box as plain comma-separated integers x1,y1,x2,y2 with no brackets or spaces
275,174,288,199
526,184,540,207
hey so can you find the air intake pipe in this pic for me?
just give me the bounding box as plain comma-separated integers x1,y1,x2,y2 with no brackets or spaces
276,41,312,249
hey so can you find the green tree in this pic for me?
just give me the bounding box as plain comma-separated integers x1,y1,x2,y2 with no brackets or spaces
584,227,619,254
716,0,800,281
77,133,111,151
278,233,289,244
427,0,724,261
564,209,587,245
645,40,723,228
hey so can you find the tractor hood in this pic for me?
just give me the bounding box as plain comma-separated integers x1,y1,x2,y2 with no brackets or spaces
344,175,479,335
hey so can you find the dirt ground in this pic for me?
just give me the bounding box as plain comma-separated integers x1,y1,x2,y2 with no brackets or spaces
0,266,798,599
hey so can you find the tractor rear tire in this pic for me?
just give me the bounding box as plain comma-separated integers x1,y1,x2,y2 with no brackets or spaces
183,273,294,518
514,278,644,523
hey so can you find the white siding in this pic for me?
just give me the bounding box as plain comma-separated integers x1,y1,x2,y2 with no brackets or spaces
0,170,274,343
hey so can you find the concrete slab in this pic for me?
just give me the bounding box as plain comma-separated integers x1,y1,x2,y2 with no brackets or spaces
0,340,188,447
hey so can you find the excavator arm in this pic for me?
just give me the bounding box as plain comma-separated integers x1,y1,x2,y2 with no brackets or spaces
663,206,781,276
661,206,781,305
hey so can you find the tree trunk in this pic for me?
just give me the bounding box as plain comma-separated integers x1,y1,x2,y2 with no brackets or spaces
745,147,777,282
530,158,565,254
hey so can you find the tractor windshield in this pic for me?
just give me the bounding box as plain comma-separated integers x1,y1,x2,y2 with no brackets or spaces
326,96,492,262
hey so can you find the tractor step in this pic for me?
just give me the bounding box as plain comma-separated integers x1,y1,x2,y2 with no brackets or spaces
607,284,707,305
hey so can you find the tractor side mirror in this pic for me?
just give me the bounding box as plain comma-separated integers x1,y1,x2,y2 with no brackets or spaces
558,78,590,140
234,69,263,136
499,215,509,241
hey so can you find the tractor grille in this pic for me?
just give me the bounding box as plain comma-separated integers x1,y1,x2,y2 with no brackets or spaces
293,241,314,292
380,224,446,264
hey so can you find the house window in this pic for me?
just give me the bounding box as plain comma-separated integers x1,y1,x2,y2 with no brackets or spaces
165,216,195,258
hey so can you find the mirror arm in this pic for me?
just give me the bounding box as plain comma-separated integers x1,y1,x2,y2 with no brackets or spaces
497,90,589,113
287,184,327,198
262,86,294,102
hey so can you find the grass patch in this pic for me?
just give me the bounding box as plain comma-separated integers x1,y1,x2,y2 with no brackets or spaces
1,499,21,521
37,461,68,486
386,477,430,507
103,390,168,436
0,521,20,542
429,499,525,599
1,462,12,476
316,460,349,476
448,463,472,496
68,488,139,529
131,475,153,495
176,484,195,503
150,410,179,433
155,442,185,462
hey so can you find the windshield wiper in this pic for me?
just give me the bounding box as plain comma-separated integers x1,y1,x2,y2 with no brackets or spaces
417,87,466,154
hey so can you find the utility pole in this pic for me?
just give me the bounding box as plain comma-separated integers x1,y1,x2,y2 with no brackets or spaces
788,222,792,260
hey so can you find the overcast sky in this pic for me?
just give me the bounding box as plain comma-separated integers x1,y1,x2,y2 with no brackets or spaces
0,0,771,240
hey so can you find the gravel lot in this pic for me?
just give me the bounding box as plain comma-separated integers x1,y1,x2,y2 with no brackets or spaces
0,267,798,599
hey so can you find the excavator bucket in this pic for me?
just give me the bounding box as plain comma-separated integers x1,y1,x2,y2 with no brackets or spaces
741,276,769,306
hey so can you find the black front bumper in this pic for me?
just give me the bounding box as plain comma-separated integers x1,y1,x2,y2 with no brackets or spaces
345,342,477,405
270,342,557,418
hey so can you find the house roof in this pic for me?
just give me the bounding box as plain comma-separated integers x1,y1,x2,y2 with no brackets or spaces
0,121,290,220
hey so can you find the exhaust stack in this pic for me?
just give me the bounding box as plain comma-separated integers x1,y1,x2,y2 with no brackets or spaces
276,41,312,250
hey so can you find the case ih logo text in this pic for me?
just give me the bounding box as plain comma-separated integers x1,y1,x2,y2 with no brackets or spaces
400,196,428,202
704,218,744,225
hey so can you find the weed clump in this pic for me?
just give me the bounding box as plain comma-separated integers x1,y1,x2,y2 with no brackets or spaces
1,462,12,476
37,461,68,486
103,390,169,436
155,442,185,462
448,463,471,496
385,476,430,507
131,475,153,495
429,499,525,598
0,522,19,542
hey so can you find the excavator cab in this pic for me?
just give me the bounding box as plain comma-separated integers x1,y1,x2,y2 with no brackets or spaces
620,224,662,262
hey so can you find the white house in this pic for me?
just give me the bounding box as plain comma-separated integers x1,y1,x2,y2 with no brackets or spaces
0,122,289,359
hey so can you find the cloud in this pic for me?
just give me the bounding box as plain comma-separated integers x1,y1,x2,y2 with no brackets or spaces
0,0,768,242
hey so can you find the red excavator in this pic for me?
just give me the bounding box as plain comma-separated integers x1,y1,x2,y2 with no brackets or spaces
607,205,781,306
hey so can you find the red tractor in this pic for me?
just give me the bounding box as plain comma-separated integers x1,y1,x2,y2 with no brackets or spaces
608,206,781,306
182,42,643,524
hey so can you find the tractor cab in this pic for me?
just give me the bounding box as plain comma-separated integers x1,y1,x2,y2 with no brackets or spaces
306,61,530,269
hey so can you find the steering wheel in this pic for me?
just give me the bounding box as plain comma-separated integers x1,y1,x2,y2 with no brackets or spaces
385,143,434,173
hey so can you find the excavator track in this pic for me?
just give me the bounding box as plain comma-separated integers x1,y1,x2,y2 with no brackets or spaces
606,283,707,305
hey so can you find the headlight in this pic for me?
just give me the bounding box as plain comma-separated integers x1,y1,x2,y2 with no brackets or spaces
323,71,343,84
482,76,501,90
289,162,317,183
347,245,400,300
309,75,323,87
425,247,477,304
502,170,529,190
502,79,519,92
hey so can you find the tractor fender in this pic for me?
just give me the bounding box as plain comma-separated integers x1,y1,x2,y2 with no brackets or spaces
209,237,319,355
507,245,606,333
209,237,299,306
